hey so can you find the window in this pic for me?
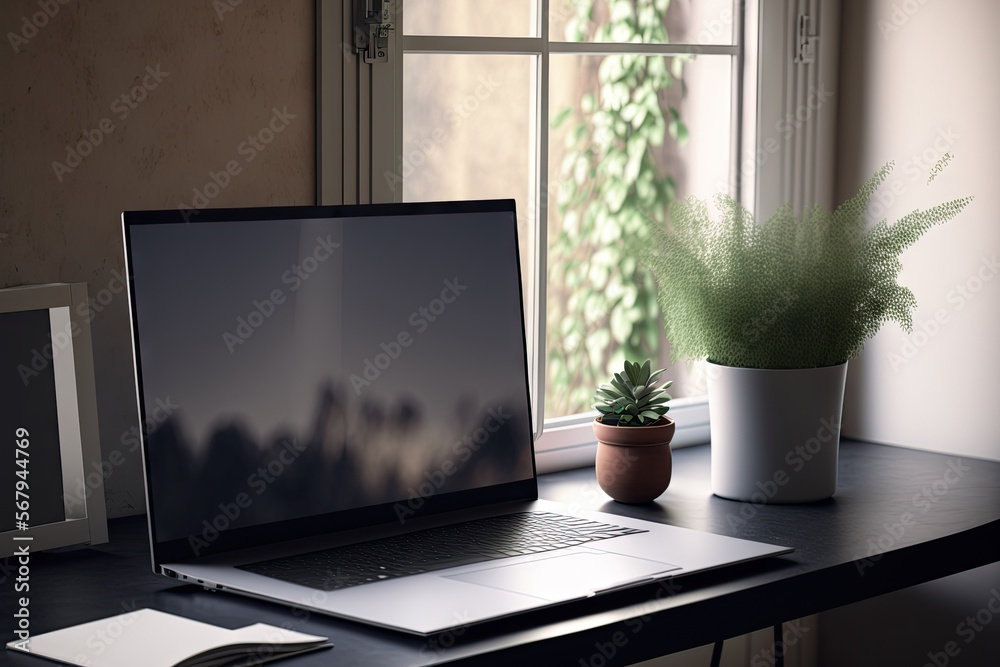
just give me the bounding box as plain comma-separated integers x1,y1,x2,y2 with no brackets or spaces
318,0,838,470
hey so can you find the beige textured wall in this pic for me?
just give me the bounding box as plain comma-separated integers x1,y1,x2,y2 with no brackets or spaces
0,0,314,517
837,0,1000,461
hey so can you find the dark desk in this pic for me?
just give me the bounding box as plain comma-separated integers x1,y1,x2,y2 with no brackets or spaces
5,441,1000,666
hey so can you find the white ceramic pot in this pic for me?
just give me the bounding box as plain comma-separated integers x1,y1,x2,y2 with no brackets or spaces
707,361,848,503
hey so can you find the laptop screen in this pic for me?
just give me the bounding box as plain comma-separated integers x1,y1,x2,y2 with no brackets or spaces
124,201,536,562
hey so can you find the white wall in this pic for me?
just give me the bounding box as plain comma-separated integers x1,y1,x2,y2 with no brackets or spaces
837,0,1000,462
825,3,1000,664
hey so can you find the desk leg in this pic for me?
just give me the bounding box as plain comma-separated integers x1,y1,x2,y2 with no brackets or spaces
709,639,723,667
710,625,786,667
773,623,785,667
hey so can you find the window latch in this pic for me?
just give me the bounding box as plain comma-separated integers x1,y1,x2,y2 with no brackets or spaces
353,0,394,64
794,14,818,65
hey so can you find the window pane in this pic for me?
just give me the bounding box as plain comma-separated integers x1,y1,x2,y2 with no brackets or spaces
405,0,538,38
545,53,732,418
550,0,737,45
402,54,537,366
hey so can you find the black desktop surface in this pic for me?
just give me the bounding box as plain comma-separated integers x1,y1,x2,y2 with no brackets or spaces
4,440,1000,666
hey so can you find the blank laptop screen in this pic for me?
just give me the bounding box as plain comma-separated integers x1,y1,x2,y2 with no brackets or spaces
126,205,535,548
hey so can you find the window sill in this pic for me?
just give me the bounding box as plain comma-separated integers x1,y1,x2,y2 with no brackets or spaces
534,396,710,474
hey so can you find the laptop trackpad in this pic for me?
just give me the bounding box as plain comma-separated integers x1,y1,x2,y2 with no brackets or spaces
446,552,680,602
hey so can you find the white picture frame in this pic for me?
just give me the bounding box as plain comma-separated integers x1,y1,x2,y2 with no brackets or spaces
1,282,108,557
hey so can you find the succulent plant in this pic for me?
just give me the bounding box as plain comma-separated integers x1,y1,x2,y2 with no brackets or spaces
593,360,673,426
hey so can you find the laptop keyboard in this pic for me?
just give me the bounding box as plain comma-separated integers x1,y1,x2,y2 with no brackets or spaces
238,511,647,591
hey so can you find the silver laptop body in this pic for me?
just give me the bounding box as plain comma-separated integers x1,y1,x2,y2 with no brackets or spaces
123,200,791,636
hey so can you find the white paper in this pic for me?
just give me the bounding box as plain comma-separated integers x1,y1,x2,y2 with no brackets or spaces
6,608,329,667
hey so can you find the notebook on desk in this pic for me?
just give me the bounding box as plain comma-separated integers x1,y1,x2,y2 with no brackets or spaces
122,199,793,635
6,608,331,667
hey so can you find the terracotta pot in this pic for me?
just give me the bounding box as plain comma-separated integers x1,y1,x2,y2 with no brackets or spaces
592,417,675,504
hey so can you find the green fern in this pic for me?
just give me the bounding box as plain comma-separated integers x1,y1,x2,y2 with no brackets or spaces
643,163,973,369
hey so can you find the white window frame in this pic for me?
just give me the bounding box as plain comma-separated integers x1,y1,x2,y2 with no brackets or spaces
316,0,840,473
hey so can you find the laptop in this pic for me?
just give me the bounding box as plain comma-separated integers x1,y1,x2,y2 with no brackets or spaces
122,199,791,636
